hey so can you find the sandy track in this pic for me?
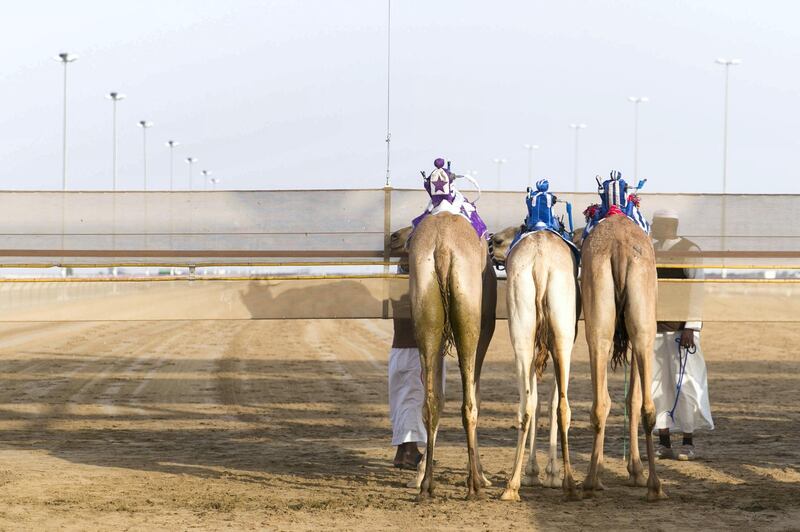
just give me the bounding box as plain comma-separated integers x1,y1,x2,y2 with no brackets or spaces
0,320,797,530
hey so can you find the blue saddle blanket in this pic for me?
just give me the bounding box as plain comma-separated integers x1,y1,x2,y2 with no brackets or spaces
509,227,581,263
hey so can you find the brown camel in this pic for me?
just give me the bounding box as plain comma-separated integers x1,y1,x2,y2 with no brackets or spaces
391,225,495,491
406,214,496,500
490,226,580,501
580,214,666,501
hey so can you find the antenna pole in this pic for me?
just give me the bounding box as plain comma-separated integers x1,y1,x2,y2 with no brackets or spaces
384,0,392,187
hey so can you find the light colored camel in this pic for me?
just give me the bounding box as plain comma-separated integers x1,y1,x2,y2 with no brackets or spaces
580,214,666,502
407,213,496,501
489,226,580,501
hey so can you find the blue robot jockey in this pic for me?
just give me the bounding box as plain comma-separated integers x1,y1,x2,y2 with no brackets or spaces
509,179,578,258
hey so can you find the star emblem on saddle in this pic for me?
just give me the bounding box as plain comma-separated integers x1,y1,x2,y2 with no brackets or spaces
409,157,489,241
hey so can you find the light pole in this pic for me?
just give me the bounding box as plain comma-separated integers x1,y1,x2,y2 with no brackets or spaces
523,144,539,188
55,52,78,191
715,58,741,194
210,177,221,190
627,97,648,181
106,92,125,190
185,157,198,190
137,121,153,190
569,123,587,191
492,158,507,190
715,58,740,269
201,170,211,190
166,140,179,191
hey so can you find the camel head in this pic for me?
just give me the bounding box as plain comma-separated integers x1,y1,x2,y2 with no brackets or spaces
572,226,585,248
390,226,413,273
488,224,524,269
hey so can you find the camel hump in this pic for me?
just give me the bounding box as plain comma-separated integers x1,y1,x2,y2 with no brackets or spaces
584,215,654,260
509,229,574,269
409,212,486,255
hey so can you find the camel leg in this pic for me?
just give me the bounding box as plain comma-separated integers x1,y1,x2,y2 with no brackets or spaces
626,355,647,487
451,287,484,500
632,333,667,502
456,350,482,500
547,273,580,500
411,270,446,502
583,340,611,496
543,379,561,489
552,359,580,500
625,266,667,502
408,353,444,489
500,276,536,502
417,340,443,501
521,369,541,486
473,375,493,488
474,273,495,489
582,269,614,496
521,370,541,488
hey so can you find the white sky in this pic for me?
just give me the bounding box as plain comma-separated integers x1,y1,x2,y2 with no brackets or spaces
1,0,798,193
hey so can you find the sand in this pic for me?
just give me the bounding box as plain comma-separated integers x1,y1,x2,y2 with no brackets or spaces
0,319,796,531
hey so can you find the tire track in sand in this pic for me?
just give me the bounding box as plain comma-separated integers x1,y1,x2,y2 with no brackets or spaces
20,322,187,423
0,322,140,410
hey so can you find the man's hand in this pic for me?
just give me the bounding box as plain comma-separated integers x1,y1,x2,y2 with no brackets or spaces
679,329,696,350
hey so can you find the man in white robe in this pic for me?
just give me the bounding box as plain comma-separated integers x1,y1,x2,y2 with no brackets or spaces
388,316,426,469
388,252,445,470
651,210,714,461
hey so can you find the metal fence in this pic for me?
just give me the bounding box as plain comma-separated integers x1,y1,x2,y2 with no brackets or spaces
1,189,798,265
0,189,797,322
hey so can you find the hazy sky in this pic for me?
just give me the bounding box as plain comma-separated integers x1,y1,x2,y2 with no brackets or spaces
1,1,798,193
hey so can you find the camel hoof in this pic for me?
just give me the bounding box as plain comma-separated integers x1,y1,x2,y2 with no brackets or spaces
465,490,487,501
563,477,580,501
417,488,433,502
521,473,540,487
627,473,647,488
544,462,561,488
646,487,668,502
582,478,606,496
500,488,520,502
544,472,561,489
406,477,422,489
480,474,493,488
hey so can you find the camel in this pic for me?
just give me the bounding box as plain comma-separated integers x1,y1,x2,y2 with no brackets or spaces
580,214,666,501
489,225,580,502
406,213,496,501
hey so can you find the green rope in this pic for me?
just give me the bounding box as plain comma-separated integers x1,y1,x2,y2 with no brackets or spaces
623,359,629,462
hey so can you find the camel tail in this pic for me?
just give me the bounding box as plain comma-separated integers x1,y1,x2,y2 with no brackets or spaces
533,294,551,379
610,259,630,371
532,264,551,379
435,251,455,357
